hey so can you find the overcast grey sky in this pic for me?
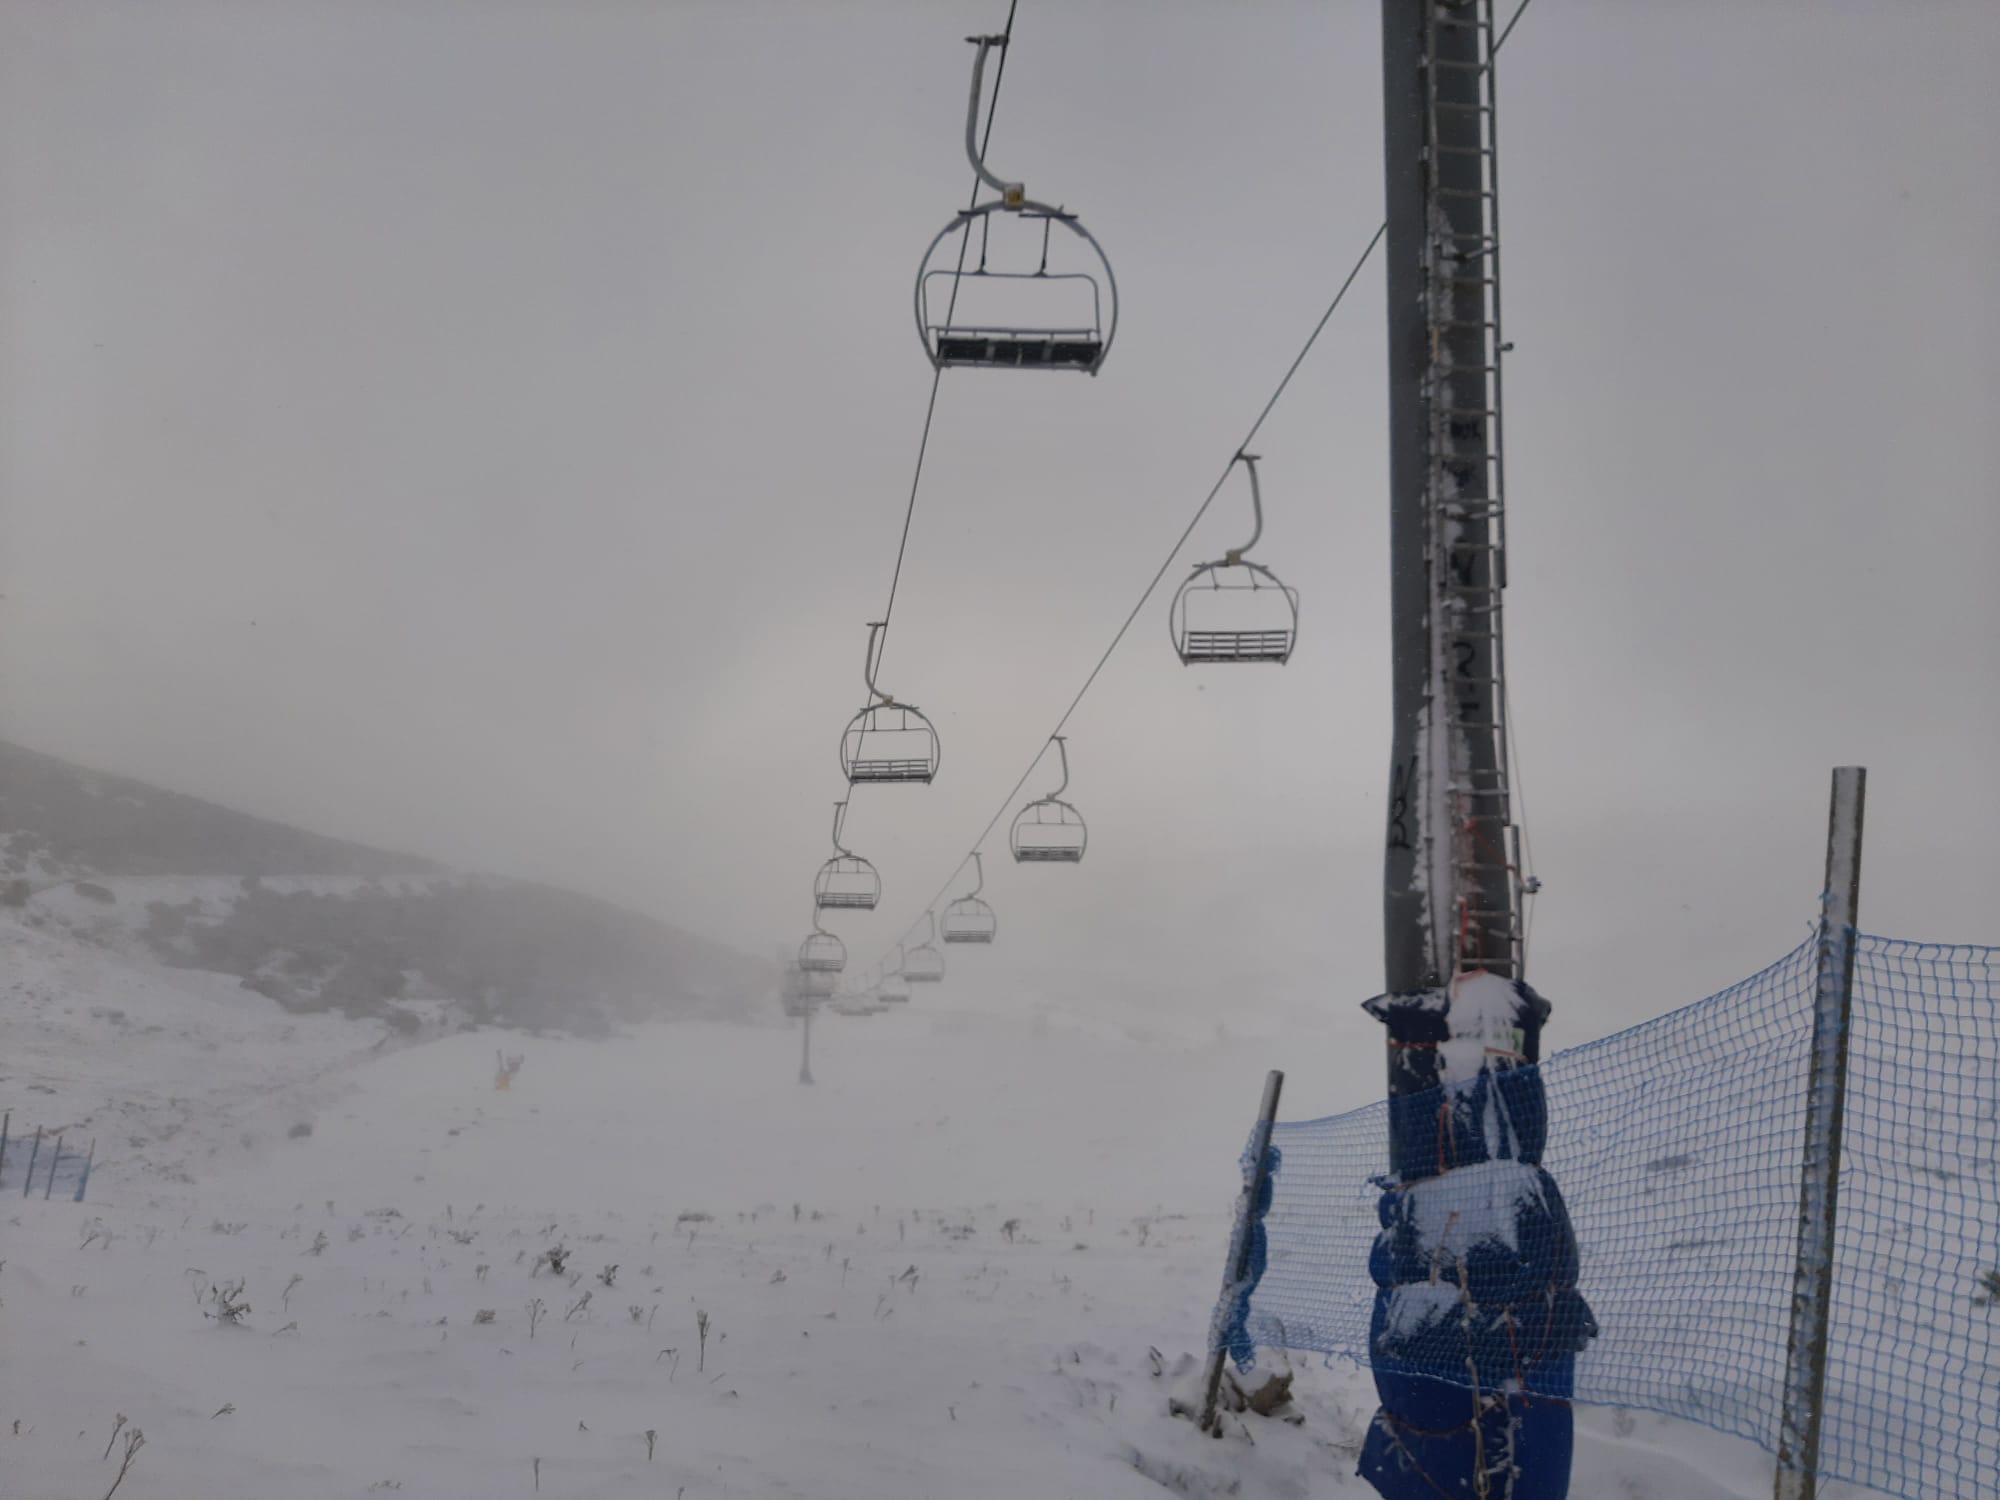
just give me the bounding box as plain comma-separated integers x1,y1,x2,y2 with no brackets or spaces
3,0,1995,1067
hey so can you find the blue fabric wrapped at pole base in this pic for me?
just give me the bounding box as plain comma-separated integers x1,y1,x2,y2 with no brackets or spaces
1360,1378,1575,1500
1359,976,1592,1500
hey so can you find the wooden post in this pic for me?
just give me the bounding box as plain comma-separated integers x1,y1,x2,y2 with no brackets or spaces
1774,766,1867,1500
45,1133,63,1199
75,1139,95,1203
22,1126,40,1198
1201,1069,1285,1435
0,1111,9,1193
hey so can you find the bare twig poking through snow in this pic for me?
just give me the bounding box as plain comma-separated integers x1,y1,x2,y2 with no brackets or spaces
696,1309,710,1372
527,1298,545,1339
531,1456,540,1491
596,1264,618,1288
628,1304,644,1324
282,1274,303,1309
308,1231,329,1256
205,1280,250,1326
645,1429,657,1462
564,1290,591,1323
101,1428,144,1500
534,1245,568,1278
474,1309,496,1324
101,1413,126,1461
210,1404,235,1419
1001,1219,1020,1243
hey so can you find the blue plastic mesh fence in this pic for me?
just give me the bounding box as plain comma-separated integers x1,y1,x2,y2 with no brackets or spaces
1219,934,2000,1500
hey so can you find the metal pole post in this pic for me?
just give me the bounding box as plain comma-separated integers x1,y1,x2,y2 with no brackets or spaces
1379,0,1517,1166
1380,0,1441,1017
45,1133,62,1199
0,1111,9,1192
23,1125,40,1198
75,1139,95,1203
1774,766,1868,1500
1200,1069,1285,1435
799,1001,815,1086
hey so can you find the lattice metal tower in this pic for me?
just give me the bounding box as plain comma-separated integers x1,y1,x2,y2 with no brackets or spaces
1381,0,1526,1027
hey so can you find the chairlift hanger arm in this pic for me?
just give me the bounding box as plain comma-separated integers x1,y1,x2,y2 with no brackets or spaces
831,800,853,857
963,35,1024,207
1046,735,1071,799
862,621,895,706
1226,453,1264,565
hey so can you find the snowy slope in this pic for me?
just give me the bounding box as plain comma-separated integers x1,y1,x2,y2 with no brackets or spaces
0,913,1834,1499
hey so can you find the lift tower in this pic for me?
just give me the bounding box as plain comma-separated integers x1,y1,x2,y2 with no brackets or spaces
1365,6,1585,1498
1381,0,1522,1030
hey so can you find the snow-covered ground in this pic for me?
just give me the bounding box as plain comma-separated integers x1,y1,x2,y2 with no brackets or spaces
1,912,1815,1498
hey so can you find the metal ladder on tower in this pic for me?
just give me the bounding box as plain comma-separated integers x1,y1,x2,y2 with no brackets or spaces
1421,0,1528,979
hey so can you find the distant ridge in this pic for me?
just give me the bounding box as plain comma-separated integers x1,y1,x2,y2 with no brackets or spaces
0,739,441,881
0,739,768,1034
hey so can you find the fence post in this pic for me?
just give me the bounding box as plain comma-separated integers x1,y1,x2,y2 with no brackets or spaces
23,1126,41,1199
1774,766,1867,1500
0,1111,9,1192
1201,1068,1284,1435
75,1139,95,1203
45,1134,63,1199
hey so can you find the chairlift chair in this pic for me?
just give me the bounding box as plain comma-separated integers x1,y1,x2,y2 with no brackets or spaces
798,908,847,974
903,913,947,983
1010,735,1087,863
915,35,1117,375
814,801,882,911
1170,453,1299,665
879,953,912,1005
940,851,998,944
841,622,941,785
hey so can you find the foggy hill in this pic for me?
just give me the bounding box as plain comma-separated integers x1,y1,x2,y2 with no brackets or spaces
0,738,441,881
0,739,768,1034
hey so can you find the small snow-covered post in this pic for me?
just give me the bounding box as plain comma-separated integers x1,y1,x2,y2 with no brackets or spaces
1773,766,1867,1500
1200,1069,1284,1434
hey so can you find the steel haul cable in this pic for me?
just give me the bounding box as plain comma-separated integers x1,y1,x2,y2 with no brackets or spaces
865,222,1385,969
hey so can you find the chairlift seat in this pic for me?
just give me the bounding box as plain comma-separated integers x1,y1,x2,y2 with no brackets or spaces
1012,843,1085,863
941,894,997,944
903,945,947,983
814,851,882,911
845,756,936,784
798,932,847,974
1180,628,1295,664
934,332,1104,370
